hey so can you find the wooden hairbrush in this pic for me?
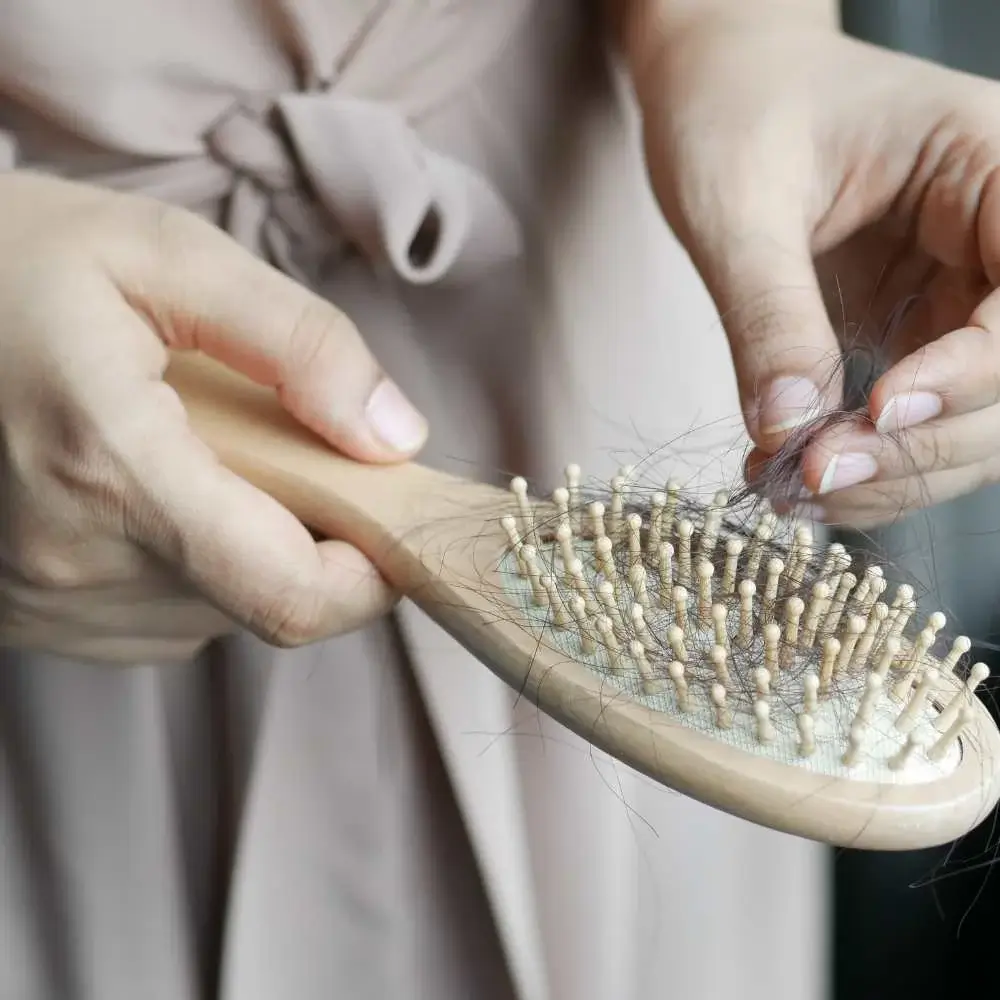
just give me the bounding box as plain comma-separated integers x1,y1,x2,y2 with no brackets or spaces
166,350,1000,851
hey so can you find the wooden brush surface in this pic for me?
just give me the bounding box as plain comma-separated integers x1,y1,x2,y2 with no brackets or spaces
165,350,1000,851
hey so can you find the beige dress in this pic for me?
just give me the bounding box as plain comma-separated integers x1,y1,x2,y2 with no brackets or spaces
0,3,826,999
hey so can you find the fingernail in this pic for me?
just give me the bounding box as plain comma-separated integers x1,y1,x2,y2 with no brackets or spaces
365,379,427,452
759,377,823,435
876,392,942,433
818,453,878,495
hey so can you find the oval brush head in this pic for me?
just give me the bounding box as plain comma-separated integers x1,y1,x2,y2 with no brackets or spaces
167,351,1000,851
495,466,1000,849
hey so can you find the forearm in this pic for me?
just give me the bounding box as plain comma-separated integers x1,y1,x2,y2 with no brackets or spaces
604,0,839,80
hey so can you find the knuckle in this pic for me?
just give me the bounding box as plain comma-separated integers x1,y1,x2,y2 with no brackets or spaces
128,199,225,284
925,428,954,472
969,321,997,358
249,589,325,648
977,456,1000,491
901,424,954,475
145,200,213,258
287,302,335,370
284,300,362,379
10,540,90,590
50,440,133,535
960,324,1000,407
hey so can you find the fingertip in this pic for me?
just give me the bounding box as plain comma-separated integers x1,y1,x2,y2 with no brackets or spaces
864,369,895,427
315,539,399,627
282,373,428,465
362,377,429,460
754,376,825,445
742,445,811,513
797,440,832,495
866,360,912,431
867,366,944,434
748,363,846,457
867,322,995,428
237,538,397,648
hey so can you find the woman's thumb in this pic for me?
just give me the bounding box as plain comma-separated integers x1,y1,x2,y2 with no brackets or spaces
688,210,842,453
129,208,428,463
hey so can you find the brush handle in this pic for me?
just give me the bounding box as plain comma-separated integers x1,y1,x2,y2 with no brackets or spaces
163,353,1000,852
164,350,503,583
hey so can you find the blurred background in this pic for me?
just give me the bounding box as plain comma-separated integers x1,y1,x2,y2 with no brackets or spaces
834,3,1000,997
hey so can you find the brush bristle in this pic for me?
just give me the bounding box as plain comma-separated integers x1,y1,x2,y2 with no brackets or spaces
499,465,988,785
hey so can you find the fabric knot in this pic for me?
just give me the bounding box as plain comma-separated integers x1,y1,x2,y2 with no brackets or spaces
205,90,522,288
205,102,296,193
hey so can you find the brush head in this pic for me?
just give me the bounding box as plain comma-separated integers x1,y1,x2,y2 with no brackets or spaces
162,353,1000,851
484,464,1000,850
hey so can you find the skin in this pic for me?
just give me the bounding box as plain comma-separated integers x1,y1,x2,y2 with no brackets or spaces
622,2,1000,529
8,2,1000,659
0,173,427,662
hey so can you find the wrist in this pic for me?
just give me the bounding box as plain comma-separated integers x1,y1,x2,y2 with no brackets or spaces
607,0,840,91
